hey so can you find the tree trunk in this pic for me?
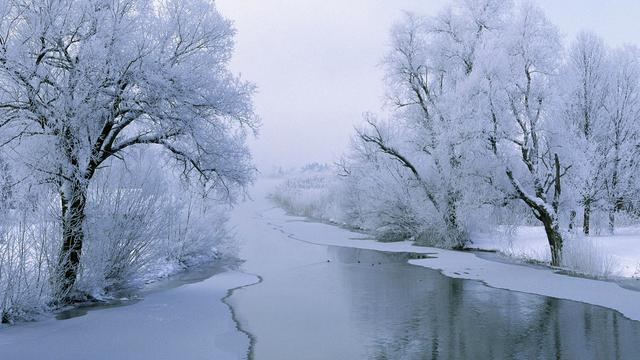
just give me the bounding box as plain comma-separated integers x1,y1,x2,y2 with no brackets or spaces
445,191,466,249
568,210,576,233
583,201,591,236
546,153,564,266
608,198,624,234
541,214,563,266
608,210,615,234
506,166,564,267
55,181,87,302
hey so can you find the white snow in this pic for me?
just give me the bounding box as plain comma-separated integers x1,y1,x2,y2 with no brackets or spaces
0,271,257,360
257,179,640,322
3,178,640,360
472,226,640,278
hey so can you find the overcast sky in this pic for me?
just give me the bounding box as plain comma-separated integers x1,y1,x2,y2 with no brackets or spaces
216,0,640,171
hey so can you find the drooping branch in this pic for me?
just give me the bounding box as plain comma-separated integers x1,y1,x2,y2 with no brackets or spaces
356,117,440,210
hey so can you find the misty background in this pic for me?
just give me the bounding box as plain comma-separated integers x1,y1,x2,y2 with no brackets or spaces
217,0,640,170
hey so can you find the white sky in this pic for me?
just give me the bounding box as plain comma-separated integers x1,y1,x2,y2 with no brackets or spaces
216,0,640,171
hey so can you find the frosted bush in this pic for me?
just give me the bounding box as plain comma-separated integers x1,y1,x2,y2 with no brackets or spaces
79,171,166,294
0,201,59,323
562,236,616,278
78,154,231,295
270,163,469,247
159,193,230,265
1,150,234,323
271,169,344,223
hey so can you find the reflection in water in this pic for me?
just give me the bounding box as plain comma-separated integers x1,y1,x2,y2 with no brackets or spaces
233,243,640,359
332,247,640,360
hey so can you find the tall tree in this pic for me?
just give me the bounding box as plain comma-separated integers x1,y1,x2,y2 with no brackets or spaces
559,32,609,235
360,0,509,247
603,46,640,233
0,0,256,301
472,3,568,265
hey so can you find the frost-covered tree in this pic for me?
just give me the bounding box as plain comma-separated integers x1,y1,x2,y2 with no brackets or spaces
266,1,640,269
471,3,568,265
0,0,256,301
0,154,13,208
345,2,575,265
353,0,510,248
349,116,435,242
602,46,640,233
558,32,609,235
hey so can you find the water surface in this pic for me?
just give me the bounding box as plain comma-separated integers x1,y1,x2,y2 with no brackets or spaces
230,232,640,359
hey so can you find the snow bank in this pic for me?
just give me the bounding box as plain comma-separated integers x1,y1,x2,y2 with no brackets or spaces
0,271,258,359
271,169,640,279
473,226,640,278
260,199,640,322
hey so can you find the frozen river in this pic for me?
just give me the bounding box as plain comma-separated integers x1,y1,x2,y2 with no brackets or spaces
2,180,640,359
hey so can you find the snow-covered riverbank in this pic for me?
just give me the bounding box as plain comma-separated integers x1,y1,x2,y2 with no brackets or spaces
472,226,640,278
272,170,640,279
260,183,640,322
0,271,257,359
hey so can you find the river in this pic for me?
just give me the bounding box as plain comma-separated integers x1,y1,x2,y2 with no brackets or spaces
227,181,640,359
2,181,640,359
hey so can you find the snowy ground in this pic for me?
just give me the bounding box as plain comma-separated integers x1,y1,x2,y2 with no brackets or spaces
0,271,257,360
258,179,640,322
472,226,640,278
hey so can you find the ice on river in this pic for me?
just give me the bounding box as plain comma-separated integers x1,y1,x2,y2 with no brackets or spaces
0,271,257,360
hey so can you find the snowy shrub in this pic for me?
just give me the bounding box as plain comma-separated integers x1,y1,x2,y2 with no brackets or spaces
271,166,344,223
0,198,59,323
78,153,231,295
159,192,230,265
270,162,432,242
1,149,235,322
79,169,166,294
562,236,616,278
271,161,470,248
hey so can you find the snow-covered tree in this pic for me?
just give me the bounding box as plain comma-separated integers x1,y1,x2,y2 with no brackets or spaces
602,46,640,233
344,2,586,265
0,0,256,301
558,32,609,235
473,3,567,265
352,0,511,248
0,154,13,208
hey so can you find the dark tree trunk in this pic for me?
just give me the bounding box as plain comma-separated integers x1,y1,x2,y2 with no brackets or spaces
608,198,624,234
55,180,87,301
548,154,564,266
608,210,615,234
541,213,563,267
568,210,576,233
583,200,591,236
506,154,564,267
445,191,466,249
